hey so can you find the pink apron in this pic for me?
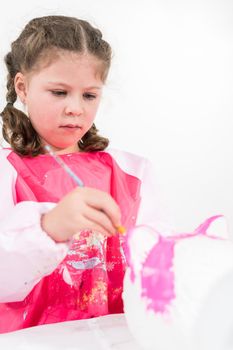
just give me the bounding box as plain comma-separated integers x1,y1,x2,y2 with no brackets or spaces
0,151,141,333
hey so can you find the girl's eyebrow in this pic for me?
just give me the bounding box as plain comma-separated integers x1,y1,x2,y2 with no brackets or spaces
47,82,70,87
47,81,102,89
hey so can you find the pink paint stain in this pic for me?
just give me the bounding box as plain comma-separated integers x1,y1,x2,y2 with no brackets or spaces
141,237,175,313
125,215,223,314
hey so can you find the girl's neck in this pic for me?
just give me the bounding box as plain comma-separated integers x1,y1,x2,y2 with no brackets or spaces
43,143,80,155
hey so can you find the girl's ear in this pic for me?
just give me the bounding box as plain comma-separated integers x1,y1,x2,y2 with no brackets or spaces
14,72,27,104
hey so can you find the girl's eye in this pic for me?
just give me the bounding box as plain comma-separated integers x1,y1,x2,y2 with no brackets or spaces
83,93,96,100
51,90,67,96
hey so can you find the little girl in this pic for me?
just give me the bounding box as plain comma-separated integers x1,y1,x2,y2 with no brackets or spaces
0,15,161,333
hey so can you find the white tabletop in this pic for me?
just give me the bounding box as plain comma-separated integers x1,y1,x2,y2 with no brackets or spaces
0,314,143,350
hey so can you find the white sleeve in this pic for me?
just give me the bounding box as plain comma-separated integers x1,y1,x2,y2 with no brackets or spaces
136,158,175,235
0,150,69,302
107,148,175,235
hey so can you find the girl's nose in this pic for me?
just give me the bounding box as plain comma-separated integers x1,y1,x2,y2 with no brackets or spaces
65,97,84,116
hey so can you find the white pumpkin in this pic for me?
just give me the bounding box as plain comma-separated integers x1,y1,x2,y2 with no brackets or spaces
123,215,233,350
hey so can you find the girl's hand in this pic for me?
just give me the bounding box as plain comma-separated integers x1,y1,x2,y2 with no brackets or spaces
41,187,122,242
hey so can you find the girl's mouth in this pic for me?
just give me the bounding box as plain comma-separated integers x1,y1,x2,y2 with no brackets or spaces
60,124,81,129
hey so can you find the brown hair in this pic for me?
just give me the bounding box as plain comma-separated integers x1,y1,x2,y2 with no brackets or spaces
0,15,111,156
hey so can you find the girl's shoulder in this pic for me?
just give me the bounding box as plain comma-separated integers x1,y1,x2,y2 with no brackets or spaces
0,147,12,156
0,147,14,163
106,147,147,162
0,148,17,184
105,147,149,180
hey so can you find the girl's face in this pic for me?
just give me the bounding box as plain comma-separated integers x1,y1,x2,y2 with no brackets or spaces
15,52,104,154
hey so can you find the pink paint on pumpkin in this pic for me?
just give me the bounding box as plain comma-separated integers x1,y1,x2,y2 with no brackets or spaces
141,236,175,313
125,215,224,314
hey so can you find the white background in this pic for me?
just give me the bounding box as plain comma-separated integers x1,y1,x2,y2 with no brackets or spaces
0,0,233,235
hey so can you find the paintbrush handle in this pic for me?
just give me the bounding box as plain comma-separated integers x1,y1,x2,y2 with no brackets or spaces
44,145,84,187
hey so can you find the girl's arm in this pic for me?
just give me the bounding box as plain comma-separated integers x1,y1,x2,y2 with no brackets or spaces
135,157,174,234
0,149,68,302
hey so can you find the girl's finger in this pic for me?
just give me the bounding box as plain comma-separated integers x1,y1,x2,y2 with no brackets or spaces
80,216,113,237
84,189,122,227
83,205,117,236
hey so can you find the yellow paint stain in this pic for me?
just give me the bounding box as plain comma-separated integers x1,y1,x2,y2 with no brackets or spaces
116,225,126,235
